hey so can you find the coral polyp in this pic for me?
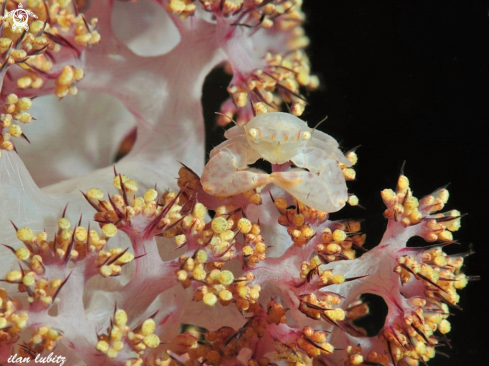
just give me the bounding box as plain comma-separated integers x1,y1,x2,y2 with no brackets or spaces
2,161,474,365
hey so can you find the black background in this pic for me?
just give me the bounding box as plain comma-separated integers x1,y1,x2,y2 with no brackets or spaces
203,1,488,364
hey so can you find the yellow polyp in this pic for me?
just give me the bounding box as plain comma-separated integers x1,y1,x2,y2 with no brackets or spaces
96,340,109,354
7,270,22,282
194,250,208,264
436,230,452,241
221,0,244,16
55,248,67,261
53,82,70,98
28,19,44,33
211,216,227,234
325,243,341,255
181,215,194,231
255,242,267,255
203,293,217,306
17,98,33,112
22,274,36,287
17,227,35,243
73,31,91,45
397,175,410,192
242,245,255,257
57,66,75,86
393,203,404,218
381,188,397,207
102,223,118,239
167,0,186,14
176,269,188,282
338,158,355,175
72,227,88,244
4,101,16,114
246,254,259,266
86,29,100,43
233,218,251,235
95,249,111,265
174,234,187,247
135,344,149,354
433,255,447,267
332,230,346,243
116,252,134,265
214,270,233,286
143,334,160,348
57,217,71,231
287,34,310,50
349,354,364,365
404,196,419,210
10,49,27,62
105,348,118,358
47,279,62,294
254,102,268,115
17,76,34,89
319,270,334,284
434,188,449,204
440,210,462,231
219,229,234,242
32,36,48,50
0,38,13,51
59,228,73,245
140,318,156,336
454,274,468,289
6,93,19,104
408,209,423,223
289,212,303,227
296,70,310,86
233,88,248,107
68,86,78,96
108,340,123,353
1,113,12,126
183,258,194,272
320,229,334,245
330,274,345,285
301,225,314,239
122,179,138,194
15,247,31,261
342,168,356,180
143,202,158,217
189,265,205,281
249,285,261,302
215,289,231,302
263,90,275,105
114,309,128,327
347,195,359,206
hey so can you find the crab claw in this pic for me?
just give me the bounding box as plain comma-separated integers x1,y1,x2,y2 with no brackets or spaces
269,161,348,213
201,142,272,197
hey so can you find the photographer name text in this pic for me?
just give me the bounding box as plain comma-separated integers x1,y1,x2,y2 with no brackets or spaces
7,352,66,366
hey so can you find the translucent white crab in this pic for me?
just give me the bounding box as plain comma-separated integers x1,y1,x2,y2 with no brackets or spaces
201,112,352,212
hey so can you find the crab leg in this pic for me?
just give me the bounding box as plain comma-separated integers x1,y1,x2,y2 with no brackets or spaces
306,132,352,167
270,147,348,212
201,141,272,197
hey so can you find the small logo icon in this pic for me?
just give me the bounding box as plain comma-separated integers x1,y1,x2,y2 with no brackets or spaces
8,3,38,32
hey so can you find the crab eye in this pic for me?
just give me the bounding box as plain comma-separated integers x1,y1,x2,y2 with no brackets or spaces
248,128,258,139
303,131,311,140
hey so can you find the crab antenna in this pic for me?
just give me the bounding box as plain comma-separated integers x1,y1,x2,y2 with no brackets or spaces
313,116,328,130
312,115,329,135
215,112,238,125
284,101,291,113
